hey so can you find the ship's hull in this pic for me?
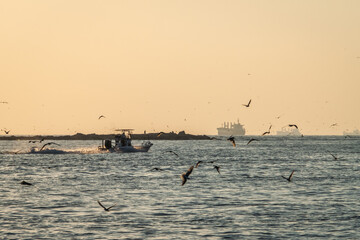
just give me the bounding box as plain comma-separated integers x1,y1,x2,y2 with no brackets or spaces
114,145,152,153
99,145,152,153
217,128,245,136
276,128,302,136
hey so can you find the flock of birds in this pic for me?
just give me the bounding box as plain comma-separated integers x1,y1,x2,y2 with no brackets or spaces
10,100,348,212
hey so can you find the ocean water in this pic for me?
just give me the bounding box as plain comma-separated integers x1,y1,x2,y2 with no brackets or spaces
0,136,359,239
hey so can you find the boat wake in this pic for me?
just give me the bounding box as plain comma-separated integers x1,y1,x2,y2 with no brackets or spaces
1,147,105,155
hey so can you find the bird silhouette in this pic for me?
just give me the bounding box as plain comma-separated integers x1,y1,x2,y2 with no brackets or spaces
214,165,221,174
157,132,165,137
2,129,10,134
247,138,259,145
329,153,339,160
288,124,298,129
261,125,272,136
20,180,32,186
97,200,117,211
281,170,295,182
242,99,252,107
166,150,179,157
227,136,236,147
180,165,194,186
39,142,61,151
98,115,105,120
195,161,203,168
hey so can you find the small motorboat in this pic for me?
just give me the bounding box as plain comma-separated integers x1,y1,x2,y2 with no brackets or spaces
98,129,153,153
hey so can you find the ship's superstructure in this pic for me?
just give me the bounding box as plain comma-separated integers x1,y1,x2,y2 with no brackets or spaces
217,120,246,136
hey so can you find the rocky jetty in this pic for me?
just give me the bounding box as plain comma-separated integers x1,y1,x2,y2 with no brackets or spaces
0,131,211,141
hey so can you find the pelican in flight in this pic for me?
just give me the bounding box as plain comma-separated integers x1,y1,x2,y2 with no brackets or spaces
242,99,252,108
97,200,117,211
39,142,60,151
281,170,295,182
98,115,105,120
180,165,194,186
227,136,236,147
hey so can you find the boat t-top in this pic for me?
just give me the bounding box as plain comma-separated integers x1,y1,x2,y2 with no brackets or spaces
99,129,153,153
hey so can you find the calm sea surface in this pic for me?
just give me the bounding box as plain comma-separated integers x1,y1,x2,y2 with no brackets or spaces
0,136,359,239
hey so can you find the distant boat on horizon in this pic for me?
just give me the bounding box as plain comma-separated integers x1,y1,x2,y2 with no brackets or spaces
343,129,360,136
217,119,246,136
276,126,302,136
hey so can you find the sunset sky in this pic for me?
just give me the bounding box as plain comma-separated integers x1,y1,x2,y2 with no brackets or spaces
1,0,359,135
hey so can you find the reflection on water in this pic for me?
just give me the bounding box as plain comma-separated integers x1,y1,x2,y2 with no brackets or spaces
0,137,359,239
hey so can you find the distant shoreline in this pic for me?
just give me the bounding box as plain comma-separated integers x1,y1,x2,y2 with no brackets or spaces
0,132,211,141
0,133,355,141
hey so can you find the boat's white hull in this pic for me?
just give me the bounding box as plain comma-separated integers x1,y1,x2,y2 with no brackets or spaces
113,145,152,153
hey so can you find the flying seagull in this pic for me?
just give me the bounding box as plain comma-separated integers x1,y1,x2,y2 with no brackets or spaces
166,150,179,157
157,132,165,137
288,124,298,129
39,142,61,151
195,161,203,168
0,101,8,104
214,165,221,174
2,129,10,134
97,200,117,211
242,99,252,108
227,136,236,147
180,165,194,186
98,115,105,120
330,123,338,127
281,170,295,182
247,138,259,145
329,153,339,160
262,125,272,136
20,180,32,186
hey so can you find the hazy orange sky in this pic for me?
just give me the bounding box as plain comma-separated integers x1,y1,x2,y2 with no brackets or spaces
1,0,359,135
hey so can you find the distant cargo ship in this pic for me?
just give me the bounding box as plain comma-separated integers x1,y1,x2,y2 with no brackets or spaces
217,120,246,136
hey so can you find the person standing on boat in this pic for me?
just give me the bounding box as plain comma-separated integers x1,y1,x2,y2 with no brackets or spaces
120,132,126,146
